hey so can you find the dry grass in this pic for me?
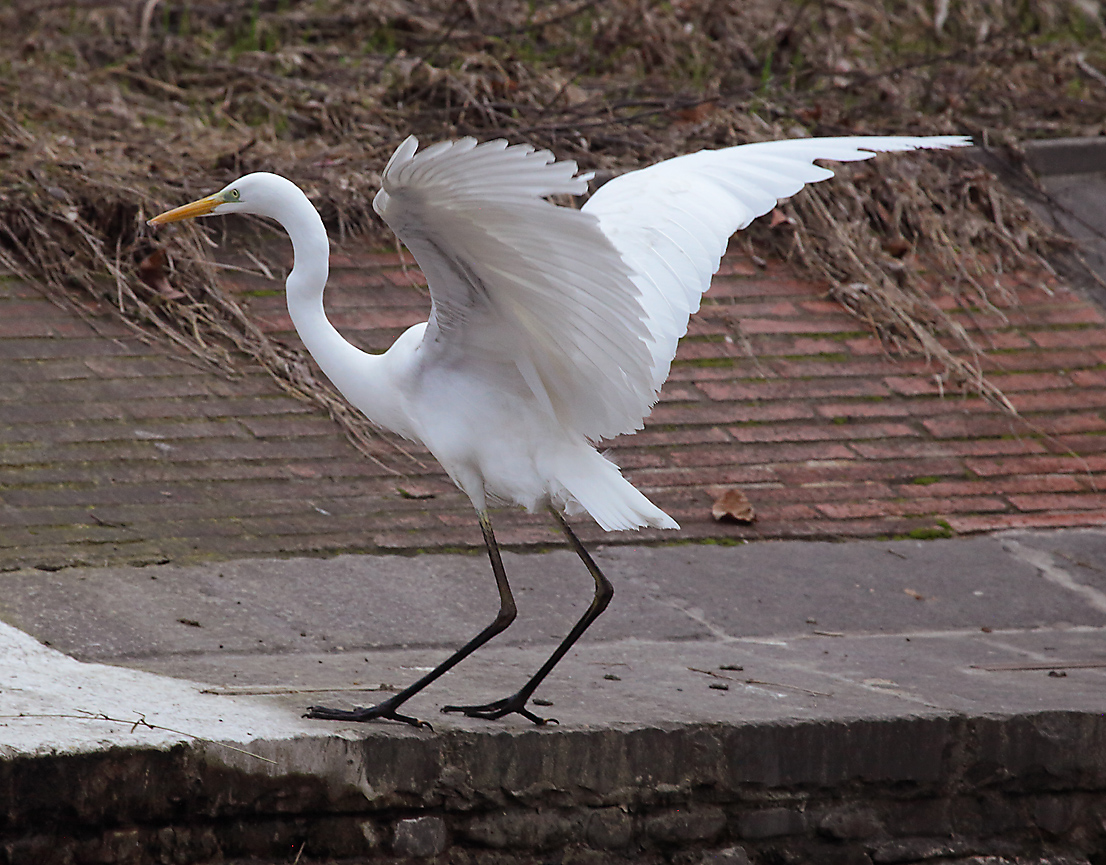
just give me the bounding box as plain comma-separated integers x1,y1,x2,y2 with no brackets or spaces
1,0,1103,451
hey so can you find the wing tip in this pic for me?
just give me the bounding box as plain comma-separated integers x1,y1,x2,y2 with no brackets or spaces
384,135,419,177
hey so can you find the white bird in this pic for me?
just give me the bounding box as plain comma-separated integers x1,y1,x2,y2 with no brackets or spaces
149,133,970,726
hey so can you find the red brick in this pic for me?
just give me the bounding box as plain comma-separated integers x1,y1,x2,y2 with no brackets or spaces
728,421,917,444
893,474,1085,498
1029,329,1106,349
947,511,1106,533
237,416,344,439
616,426,731,448
1049,433,1106,454
816,398,993,420
646,402,815,426
1071,369,1106,388
770,357,927,379
0,337,154,360
626,465,777,487
666,441,854,468
670,340,741,361
666,362,747,382
753,502,823,521
965,454,1106,477
383,269,428,287
655,381,705,402
715,256,760,277
6,235,1106,567
739,317,864,335
1009,492,1106,512
699,300,799,318
754,336,859,356
747,480,896,504
798,299,847,315
883,375,971,397
705,276,823,299
815,496,1006,519
981,371,1074,392
1008,390,1106,412
923,411,1106,439
330,309,426,331
843,337,894,356
851,438,1045,460
329,250,416,268
773,457,966,485
980,349,1101,373
948,304,1105,330
699,378,891,401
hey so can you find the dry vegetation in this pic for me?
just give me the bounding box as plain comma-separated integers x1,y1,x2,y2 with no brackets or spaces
1,0,1105,449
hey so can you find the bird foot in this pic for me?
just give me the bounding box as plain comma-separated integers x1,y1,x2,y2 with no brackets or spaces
304,699,432,730
441,692,557,725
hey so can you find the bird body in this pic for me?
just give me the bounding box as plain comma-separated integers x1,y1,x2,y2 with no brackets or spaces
150,132,971,725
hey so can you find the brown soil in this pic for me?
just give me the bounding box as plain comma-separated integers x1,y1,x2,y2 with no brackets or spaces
1,0,1104,450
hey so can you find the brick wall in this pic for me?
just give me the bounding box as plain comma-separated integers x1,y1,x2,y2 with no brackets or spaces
2,242,1104,571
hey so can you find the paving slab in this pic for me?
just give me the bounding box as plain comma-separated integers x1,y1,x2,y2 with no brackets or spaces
3,530,1106,862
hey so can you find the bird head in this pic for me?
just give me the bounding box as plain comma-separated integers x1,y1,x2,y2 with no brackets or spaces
147,172,295,226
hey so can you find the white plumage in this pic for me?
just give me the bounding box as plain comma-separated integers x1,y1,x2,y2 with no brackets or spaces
150,132,970,726
367,134,969,530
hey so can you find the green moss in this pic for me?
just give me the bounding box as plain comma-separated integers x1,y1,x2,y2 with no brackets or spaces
901,525,953,541
911,476,941,485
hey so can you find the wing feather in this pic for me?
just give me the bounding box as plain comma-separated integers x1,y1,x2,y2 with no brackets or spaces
375,133,970,442
374,136,654,440
583,134,971,395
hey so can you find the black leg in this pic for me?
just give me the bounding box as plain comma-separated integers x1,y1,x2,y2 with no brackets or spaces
305,511,517,728
441,507,614,724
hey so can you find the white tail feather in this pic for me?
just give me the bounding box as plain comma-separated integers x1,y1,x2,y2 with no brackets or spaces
547,448,678,532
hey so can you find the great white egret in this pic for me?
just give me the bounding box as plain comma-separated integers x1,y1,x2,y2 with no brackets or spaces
149,133,970,727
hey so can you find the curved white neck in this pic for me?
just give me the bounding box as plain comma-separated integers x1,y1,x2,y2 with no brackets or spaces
273,186,405,434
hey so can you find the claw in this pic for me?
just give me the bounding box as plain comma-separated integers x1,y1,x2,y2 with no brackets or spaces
440,692,557,725
304,703,433,730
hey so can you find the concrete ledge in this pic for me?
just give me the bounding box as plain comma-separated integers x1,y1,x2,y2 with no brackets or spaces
3,530,1106,863
3,711,1105,863
1022,136,1106,176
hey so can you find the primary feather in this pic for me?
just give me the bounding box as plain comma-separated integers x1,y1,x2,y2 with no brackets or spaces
374,136,655,441
376,135,969,453
370,133,969,530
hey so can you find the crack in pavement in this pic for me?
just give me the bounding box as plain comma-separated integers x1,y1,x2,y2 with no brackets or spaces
1002,537,1106,615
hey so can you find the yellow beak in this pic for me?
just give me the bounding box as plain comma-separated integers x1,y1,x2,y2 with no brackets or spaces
147,193,222,226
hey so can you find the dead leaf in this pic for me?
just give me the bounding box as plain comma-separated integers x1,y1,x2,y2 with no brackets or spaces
768,208,794,229
882,238,912,257
903,588,925,601
137,249,185,300
675,101,715,124
711,488,756,523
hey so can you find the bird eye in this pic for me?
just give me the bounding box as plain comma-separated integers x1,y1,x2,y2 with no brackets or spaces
227,188,241,201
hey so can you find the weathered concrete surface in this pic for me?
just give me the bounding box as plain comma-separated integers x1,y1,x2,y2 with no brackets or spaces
2,530,1106,863
1017,136,1106,308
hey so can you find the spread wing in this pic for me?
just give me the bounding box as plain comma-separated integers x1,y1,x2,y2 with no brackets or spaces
374,135,655,441
583,135,972,393
375,134,970,441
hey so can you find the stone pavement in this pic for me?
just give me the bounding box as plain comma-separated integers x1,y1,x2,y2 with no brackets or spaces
2,529,1105,863
2,140,1106,864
